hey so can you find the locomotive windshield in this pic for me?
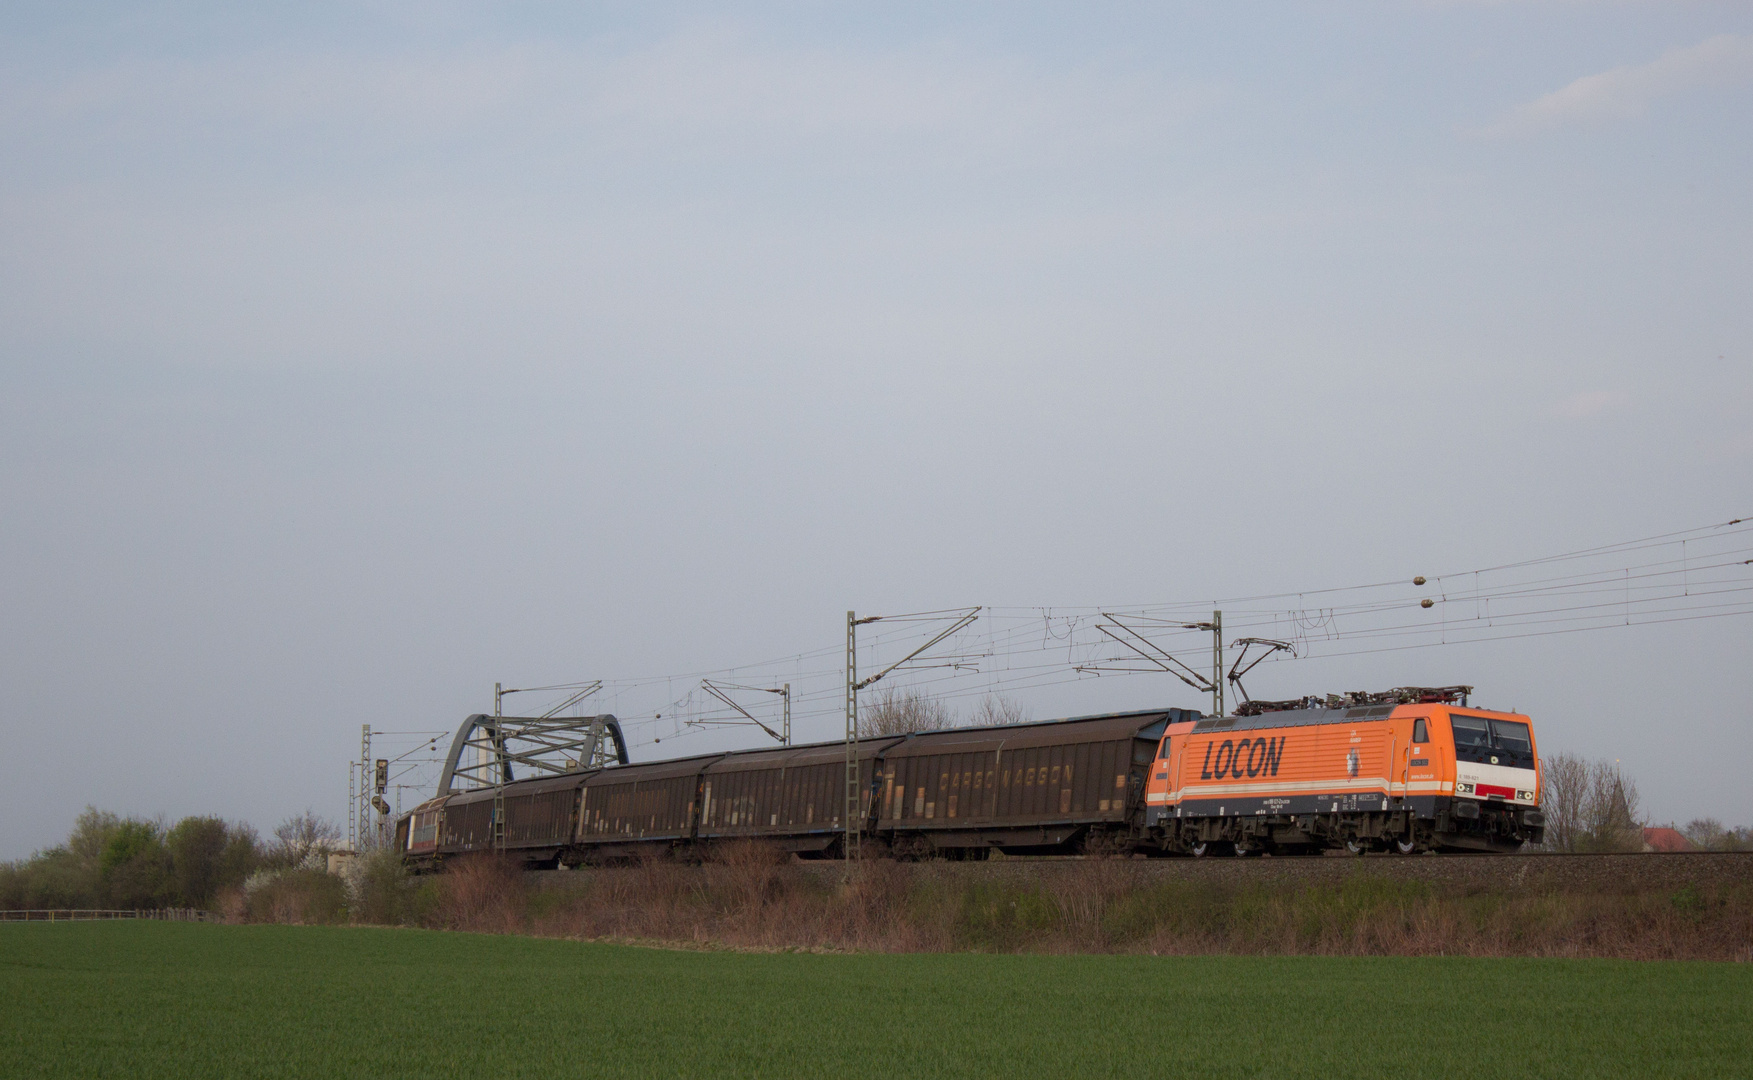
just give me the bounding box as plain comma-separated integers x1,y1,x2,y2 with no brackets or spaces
1490,720,1532,756
1450,713,1534,768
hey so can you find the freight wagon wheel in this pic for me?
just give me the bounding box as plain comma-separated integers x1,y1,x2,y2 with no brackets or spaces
891,835,932,862
1344,837,1370,857
1190,840,1233,858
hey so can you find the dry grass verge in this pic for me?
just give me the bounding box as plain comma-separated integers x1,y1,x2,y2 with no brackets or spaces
243,845,1753,960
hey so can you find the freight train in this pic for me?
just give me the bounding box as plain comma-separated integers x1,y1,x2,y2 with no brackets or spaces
395,686,1545,867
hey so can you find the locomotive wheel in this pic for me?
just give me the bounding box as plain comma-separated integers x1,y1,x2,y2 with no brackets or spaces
1393,835,1419,855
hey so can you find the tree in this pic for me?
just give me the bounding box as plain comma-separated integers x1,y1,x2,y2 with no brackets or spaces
270,811,341,869
1681,817,1727,851
3,808,262,911
858,686,951,737
100,819,172,908
219,822,263,884
1538,753,1589,852
969,695,1028,727
166,817,227,906
67,807,121,871
1578,760,1642,852
1537,754,1644,852
11,805,126,907
0,847,88,910
1680,818,1752,851
166,816,260,908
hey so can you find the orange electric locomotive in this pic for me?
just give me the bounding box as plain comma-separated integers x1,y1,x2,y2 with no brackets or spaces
1143,686,1545,854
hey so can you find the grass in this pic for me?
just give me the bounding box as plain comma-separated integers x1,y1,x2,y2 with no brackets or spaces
3,922,1750,1079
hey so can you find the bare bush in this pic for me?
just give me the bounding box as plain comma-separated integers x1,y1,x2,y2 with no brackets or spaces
711,840,793,917
349,848,421,926
242,869,347,925
437,854,528,933
859,686,951,737
220,848,1753,961
214,886,248,923
841,859,933,950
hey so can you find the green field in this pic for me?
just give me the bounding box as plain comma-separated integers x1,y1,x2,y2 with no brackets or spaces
3,923,1749,1079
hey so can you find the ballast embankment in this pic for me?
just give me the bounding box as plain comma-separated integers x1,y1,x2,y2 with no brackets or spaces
781,850,1753,894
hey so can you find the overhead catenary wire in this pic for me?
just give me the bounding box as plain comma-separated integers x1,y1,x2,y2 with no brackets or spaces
480,515,1750,755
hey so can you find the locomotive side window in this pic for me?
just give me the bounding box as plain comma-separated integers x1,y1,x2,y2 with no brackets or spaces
1412,719,1428,744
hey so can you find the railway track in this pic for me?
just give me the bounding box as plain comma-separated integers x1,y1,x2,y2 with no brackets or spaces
825,850,1753,890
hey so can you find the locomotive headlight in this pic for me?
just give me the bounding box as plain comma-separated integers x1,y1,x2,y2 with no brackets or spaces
1517,789,1535,801
1456,782,1474,795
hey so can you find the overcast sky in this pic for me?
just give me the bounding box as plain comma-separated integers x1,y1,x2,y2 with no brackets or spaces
3,2,1750,859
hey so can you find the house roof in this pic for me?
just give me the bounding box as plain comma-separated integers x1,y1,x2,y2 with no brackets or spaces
1641,827,1694,852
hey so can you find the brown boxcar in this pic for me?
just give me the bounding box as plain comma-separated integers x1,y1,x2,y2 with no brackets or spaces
502,775,587,852
874,710,1185,856
429,775,587,863
575,753,724,854
698,738,906,853
437,787,495,853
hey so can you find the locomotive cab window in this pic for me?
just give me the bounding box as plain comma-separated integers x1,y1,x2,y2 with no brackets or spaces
1450,713,1534,768
1412,719,1428,744
1450,714,1491,749
1490,719,1533,759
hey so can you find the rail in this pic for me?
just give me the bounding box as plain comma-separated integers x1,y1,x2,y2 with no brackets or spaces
0,908,217,923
